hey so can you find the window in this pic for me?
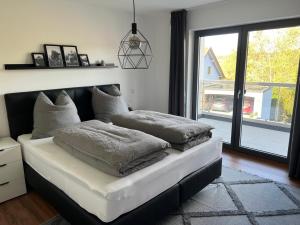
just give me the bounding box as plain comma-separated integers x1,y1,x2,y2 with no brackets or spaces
208,66,212,75
193,18,300,162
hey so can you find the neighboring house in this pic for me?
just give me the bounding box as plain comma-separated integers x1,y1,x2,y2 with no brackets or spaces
201,48,272,120
203,48,225,80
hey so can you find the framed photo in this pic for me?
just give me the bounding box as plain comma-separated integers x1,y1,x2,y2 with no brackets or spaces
78,54,90,67
31,53,46,67
62,45,80,67
44,44,64,68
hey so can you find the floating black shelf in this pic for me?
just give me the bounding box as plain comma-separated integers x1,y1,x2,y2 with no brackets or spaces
4,64,118,70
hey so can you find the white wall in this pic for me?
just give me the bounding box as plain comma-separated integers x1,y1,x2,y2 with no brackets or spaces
188,0,300,31
138,12,171,113
0,0,171,137
186,0,300,118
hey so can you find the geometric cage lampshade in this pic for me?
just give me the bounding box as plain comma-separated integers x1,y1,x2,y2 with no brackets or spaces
117,0,153,69
118,29,153,69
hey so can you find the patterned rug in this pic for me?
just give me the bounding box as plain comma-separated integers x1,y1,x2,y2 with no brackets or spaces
42,167,300,225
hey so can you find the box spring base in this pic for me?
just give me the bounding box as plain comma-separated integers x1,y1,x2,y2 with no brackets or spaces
24,158,222,225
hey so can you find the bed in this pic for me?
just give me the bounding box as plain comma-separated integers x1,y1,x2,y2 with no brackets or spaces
4,84,222,225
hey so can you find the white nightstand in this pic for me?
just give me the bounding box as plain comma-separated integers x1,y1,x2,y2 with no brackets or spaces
0,137,27,203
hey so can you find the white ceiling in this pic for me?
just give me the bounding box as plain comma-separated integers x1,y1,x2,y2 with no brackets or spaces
98,0,225,13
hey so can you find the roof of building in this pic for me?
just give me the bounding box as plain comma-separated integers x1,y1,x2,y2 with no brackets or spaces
205,48,225,79
204,81,272,93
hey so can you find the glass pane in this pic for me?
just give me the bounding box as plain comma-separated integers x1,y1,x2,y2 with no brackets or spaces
240,26,300,157
197,33,239,143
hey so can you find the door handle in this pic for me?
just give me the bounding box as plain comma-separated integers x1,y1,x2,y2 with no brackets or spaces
237,89,246,99
237,90,241,99
0,164,7,168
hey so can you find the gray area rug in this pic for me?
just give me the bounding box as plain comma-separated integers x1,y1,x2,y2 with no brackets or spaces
41,167,300,225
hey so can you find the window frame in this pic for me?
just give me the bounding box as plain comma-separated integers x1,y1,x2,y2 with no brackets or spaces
192,17,300,163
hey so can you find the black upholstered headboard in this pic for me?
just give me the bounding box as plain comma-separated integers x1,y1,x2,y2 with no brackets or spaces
4,84,120,140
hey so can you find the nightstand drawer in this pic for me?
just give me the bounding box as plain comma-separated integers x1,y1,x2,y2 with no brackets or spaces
0,161,25,183
0,178,27,203
0,146,22,164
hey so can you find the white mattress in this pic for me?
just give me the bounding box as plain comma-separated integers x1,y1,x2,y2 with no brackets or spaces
18,134,222,222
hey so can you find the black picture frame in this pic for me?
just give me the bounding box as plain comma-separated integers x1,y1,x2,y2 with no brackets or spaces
78,54,90,67
62,45,80,67
44,44,64,68
31,53,46,67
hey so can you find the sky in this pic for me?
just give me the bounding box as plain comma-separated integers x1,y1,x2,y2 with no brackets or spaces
201,26,300,56
202,33,238,56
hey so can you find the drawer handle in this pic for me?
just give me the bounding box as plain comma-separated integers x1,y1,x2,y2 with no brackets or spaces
0,181,9,186
0,164,7,168
0,149,5,152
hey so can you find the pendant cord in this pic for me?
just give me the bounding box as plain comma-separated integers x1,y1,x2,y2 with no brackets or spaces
133,0,136,23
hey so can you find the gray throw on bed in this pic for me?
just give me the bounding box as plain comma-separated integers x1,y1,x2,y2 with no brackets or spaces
111,110,214,151
52,120,170,177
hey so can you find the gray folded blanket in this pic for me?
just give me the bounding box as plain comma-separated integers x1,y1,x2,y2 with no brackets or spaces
111,110,214,151
53,120,170,177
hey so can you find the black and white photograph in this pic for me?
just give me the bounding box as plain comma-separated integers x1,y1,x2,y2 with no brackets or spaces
79,54,90,67
62,45,80,67
31,53,46,67
44,44,64,68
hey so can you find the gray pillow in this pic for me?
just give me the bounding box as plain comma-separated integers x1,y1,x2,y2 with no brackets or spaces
92,87,129,123
101,85,121,96
32,91,81,139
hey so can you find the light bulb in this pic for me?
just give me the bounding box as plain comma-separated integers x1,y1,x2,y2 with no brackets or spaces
129,35,141,49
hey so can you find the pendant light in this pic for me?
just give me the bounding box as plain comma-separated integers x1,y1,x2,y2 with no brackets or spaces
118,0,153,69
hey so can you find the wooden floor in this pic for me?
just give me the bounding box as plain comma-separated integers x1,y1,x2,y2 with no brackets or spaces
223,148,300,188
0,192,57,225
0,149,299,225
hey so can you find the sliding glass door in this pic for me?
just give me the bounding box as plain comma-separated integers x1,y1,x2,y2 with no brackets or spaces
240,26,300,157
193,19,300,162
197,33,239,143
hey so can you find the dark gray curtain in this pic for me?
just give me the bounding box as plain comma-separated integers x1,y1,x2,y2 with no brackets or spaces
289,59,300,179
168,10,187,116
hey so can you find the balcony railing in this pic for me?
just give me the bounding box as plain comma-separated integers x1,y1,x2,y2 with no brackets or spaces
198,80,296,127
